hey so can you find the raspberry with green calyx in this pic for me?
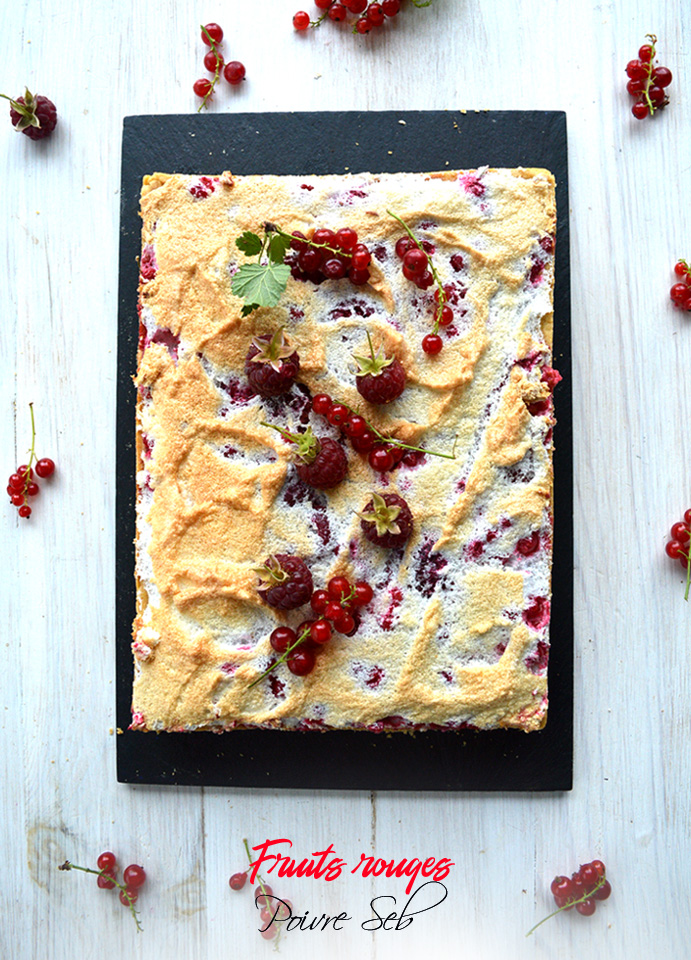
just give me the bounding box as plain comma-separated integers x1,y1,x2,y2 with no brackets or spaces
255,554,313,610
261,422,347,489
359,492,413,548
245,328,300,396
2,88,57,140
353,332,406,404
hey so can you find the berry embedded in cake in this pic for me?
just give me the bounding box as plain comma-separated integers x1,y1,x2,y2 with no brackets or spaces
133,166,558,733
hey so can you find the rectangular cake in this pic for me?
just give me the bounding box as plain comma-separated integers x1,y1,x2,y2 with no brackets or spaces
132,166,558,733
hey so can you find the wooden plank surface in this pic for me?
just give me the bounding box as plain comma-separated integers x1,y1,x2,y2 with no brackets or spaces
1,1,689,957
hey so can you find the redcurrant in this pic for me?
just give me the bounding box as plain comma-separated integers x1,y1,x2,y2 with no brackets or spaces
229,872,248,890
202,23,224,45
224,62,246,85
293,11,311,30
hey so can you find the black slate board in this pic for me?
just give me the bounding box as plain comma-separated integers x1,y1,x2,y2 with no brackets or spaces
116,111,572,790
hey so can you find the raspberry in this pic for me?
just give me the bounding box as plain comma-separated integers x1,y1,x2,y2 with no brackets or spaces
353,335,406,404
256,555,313,610
295,437,348,489
245,329,300,397
359,492,413,549
4,88,57,140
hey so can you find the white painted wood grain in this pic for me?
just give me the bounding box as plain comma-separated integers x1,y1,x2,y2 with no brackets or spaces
1,0,690,957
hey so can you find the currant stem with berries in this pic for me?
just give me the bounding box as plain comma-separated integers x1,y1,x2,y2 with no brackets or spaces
388,209,450,354
665,509,691,601
526,873,609,936
316,395,456,460
197,25,223,111
248,624,312,689
58,860,144,932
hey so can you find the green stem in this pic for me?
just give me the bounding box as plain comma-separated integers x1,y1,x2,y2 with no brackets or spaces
248,627,311,690
23,402,37,498
58,861,143,932
525,875,607,937
338,400,457,460
685,549,690,603
267,223,351,262
642,34,657,116
387,209,447,332
198,26,223,112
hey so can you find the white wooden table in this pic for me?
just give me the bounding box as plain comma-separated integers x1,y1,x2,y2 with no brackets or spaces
2,1,689,957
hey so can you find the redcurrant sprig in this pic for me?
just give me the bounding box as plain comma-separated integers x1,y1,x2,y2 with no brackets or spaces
196,25,224,111
626,35,672,119
526,860,611,936
670,260,691,312
388,209,450,355
311,393,457,465
7,403,55,520
665,509,691,601
58,857,146,932
232,839,292,942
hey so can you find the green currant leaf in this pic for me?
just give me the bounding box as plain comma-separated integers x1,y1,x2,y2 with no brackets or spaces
268,233,291,264
231,262,291,308
241,304,258,317
236,231,263,256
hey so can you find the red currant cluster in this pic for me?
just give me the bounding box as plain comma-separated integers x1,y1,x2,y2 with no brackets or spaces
626,36,672,120
7,404,55,519
527,859,611,935
549,861,611,915
229,842,292,942
393,217,453,355
193,23,246,110
670,260,691,312
665,509,691,600
263,576,374,680
7,459,54,518
59,853,147,930
293,1,403,35
311,393,424,473
288,227,372,285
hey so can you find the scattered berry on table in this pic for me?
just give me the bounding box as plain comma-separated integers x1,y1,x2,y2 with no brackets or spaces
353,333,406,404
201,23,224,45
224,61,246,85
123,864,146,888
528,859,611,935
670,260,691,311
204,50,224,73
256,555,314,610
665,509,691,600
626,35,672,119
8,404,55,520
245,329,300,397
193,78,213,100
359,492,413,548
292,0,418,36
58,855,145,930
2,88,57,140
293,11,311,29
229,871,248,891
